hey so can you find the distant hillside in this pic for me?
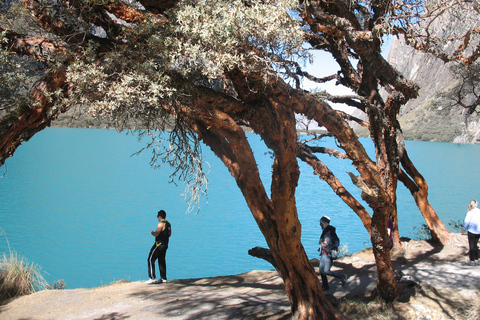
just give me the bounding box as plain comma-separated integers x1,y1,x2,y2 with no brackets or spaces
387,11,480,144
53,109,110,129
388,38,479,144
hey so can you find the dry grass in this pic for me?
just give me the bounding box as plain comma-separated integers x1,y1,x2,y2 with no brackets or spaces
338,298,401,320
465,293,480,320
0,251,48,302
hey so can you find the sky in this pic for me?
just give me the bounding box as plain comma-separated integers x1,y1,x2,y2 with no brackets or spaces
302,36,393,90
297,36,394,125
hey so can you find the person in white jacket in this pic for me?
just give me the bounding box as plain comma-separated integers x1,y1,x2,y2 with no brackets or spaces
463,200,480,265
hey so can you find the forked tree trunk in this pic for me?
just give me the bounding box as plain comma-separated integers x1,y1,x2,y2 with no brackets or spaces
297,143,372,233
293,90,399,302
191,96,344,319
397,134,451,244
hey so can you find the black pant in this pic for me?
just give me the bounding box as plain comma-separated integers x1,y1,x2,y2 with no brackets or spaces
147,244,168,280
468,232,480,261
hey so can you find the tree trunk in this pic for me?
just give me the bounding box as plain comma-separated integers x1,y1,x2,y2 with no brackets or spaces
248,246,281,274
292,88,399,301
0,70,67,166
391,215,403,252
190,92,344,319
297,143,372,233
370,207,397,302
397,133,451,244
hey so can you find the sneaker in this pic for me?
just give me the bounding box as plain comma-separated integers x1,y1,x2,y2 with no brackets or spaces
145,278,157,284
321,285,329,291
161,279,167,283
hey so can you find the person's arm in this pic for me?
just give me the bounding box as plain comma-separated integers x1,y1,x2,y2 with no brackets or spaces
323,231,332,251
150,222,165,237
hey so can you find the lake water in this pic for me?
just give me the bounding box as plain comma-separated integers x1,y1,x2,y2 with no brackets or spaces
0,127,479,289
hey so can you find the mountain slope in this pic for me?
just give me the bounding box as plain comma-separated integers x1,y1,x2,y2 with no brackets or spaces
388,11,480,144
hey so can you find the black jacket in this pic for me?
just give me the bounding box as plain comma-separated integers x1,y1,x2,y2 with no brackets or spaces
319,225,339,253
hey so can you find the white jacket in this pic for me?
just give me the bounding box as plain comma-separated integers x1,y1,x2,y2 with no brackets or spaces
463,207,480,234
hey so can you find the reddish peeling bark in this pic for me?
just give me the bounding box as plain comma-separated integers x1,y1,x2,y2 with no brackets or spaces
370,208,397,301
0,29,66,60
188,91,344,319
290,69,401,301
297,143,372,233
0,70,67,167
397,134,451,244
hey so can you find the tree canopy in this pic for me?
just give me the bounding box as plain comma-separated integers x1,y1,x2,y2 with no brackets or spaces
2,0,479,319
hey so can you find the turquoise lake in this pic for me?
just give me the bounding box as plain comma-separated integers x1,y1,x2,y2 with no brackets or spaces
0,127,479,288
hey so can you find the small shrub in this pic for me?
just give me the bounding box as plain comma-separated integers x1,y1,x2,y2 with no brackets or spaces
338,243,349,257
0,252,48,301
448,219,464,233
413,224,432,241
48,279,67,290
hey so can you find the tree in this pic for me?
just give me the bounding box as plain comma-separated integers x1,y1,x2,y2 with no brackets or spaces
0,0,464,318
444,61,480,138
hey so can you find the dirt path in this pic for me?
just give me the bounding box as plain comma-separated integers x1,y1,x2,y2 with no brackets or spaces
0,271,291,320
0,234,478,320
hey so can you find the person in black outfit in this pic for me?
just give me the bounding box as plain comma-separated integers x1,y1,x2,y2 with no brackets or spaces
318,215,346,291
146,210,171,284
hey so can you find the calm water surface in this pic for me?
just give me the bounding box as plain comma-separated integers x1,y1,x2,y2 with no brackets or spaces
0,128,479,288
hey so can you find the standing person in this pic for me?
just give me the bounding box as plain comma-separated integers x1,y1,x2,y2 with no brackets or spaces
318,215,346,291
462,200,480,266
146,210,172,284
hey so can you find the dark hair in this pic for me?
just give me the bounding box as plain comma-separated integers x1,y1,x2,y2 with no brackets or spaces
157,210,166,219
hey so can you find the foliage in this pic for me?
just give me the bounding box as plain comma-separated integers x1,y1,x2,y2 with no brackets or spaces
0,36,34,116
338,243,349,258
443,61,480,121
171,0,307,80
412,224,432,241
65,0,306,118
448,219,464,233
48,279,67,290
53,0,308,213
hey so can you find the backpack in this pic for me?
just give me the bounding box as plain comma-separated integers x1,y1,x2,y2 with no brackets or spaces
329,228,340,259
331,229,340,249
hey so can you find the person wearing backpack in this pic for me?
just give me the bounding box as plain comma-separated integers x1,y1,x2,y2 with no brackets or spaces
146,210,172,284
318,215,347,291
